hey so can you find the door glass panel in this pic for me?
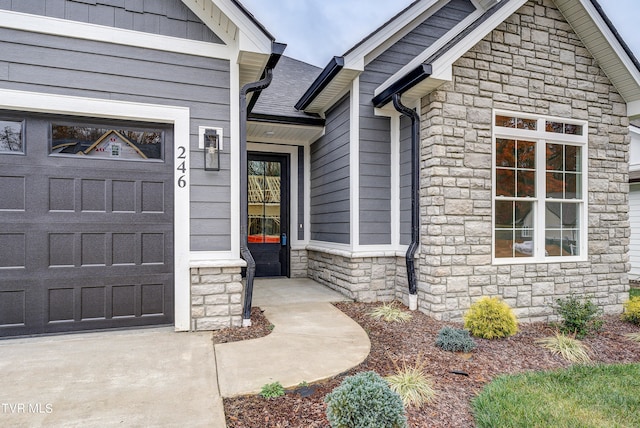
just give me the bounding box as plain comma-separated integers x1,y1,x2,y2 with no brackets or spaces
248,160,281,244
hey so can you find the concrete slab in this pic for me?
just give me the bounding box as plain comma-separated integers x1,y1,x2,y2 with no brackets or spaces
253,278,352,307
0,328,225,428
215,302,370,397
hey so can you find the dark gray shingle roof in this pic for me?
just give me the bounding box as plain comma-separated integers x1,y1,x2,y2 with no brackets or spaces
251,56,323,122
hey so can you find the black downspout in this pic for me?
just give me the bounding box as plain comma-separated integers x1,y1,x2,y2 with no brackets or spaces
392,93,419,301
240,68,275,326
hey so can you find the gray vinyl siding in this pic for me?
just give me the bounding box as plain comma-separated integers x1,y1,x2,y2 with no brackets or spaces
358,0,475,245
400,115,412,245
310,95,350,244
0,0,224,44
0,27,232,252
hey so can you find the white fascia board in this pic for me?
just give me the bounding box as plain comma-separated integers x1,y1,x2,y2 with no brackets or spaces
212,0,273,55
0,9,230,60
343,0,445,70
0,88,192,332
577,0,640,89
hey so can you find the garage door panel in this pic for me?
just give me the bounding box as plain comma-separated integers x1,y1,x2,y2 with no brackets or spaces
0,233,26,268
0,175,26,210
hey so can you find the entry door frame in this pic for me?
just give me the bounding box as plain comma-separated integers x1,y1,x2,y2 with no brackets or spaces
247,151,290,277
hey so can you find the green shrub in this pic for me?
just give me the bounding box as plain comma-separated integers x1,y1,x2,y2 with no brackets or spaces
260,381,285,399
435,326,477,352
554,294,603,339
622,296,640,326
463,297,518,339
325,371,407,428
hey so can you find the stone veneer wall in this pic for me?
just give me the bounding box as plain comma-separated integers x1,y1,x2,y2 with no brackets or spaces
307,248,398,302
417,0,630,322
190,264,244,330
290,248,309,278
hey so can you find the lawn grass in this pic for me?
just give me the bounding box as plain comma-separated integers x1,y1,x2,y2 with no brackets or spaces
631,287,640,299
472,364,640,428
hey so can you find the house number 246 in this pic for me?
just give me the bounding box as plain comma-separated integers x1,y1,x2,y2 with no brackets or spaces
177,146,187,188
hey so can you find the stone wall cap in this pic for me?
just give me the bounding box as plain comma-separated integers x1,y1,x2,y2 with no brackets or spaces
306,244,407,259
190,259,247,268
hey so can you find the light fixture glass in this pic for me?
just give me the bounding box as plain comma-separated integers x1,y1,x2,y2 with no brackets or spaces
204,129,220,171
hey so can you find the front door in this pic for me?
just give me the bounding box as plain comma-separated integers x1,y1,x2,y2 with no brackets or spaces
247,154,289,277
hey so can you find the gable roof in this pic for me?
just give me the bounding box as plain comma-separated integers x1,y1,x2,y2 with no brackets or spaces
183,0,278,84
296,0,640,117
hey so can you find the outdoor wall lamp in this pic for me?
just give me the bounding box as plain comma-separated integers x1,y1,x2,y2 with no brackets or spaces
204,128,220,171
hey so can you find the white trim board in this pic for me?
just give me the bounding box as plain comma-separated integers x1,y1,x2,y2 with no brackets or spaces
0,88,192,332
0,9,231,60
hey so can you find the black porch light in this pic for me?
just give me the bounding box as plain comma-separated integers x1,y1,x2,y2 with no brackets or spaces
204,128,220,171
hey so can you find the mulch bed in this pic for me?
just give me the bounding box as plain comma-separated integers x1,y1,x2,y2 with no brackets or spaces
221,302,640,428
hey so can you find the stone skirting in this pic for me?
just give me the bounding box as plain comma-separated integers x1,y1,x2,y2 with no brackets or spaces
307,248,401,302
190,262,244,331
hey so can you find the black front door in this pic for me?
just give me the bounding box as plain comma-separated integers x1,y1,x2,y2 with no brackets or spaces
247,153,289,277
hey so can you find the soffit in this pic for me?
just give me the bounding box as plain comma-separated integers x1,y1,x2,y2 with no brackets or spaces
247,121,324,145
554,0,640,103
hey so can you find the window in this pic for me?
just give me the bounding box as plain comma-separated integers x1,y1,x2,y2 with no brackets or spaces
51,122,164,161
0,119,24,154
493,112,587,261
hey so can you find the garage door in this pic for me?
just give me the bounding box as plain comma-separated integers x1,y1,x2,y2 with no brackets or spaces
0,113,174,337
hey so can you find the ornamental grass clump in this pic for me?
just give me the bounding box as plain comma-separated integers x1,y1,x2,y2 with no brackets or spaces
554,294,603,339
325,371,407,428
463,297,518,339
536,332,592,364
385,355,436,408
624,332,640,343
622,296,640,326
435,326,477,353
369,302,413,323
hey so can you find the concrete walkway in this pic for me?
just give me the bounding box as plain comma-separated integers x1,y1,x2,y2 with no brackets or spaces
0,328,224,428
215,279,371,397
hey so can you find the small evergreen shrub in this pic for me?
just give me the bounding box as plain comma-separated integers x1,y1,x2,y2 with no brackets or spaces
260,381,285,399
325,371,407,428
554,294,603,339
435,326,477,352
463,297,518,339
622,296,640,326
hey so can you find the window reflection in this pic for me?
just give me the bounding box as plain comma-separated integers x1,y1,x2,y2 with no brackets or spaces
248,160,281,244
52,124,163,160
0,120,24,153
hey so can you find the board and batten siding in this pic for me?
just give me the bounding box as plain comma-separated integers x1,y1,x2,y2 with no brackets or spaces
0,26,232,252
358,0,476,245
0,0,223,44
310,95,351,244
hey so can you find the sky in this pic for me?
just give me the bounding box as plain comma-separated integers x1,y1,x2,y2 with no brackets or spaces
239,0,640,68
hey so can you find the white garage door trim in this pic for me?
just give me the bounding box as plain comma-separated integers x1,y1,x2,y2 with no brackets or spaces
0,88,191,331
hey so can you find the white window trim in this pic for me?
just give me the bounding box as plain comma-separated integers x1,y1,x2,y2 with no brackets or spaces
492,109,588,265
